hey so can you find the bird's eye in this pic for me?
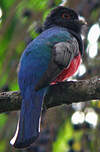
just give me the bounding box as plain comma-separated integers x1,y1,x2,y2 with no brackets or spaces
62,13,71,19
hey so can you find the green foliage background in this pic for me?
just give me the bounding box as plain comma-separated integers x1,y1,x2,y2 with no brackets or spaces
0,0,100,152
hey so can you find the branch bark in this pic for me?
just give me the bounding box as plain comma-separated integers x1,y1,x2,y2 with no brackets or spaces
0,77,100,113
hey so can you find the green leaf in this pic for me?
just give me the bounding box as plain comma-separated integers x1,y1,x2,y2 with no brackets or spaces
53,119,74,152
0,140,6,152
0,114,8,129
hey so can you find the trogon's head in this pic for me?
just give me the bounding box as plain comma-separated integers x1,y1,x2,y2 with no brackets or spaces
43,6,86,34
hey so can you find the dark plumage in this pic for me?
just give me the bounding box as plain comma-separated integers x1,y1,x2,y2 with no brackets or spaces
43,6,86,56
43,6,85,34
10,6,86,148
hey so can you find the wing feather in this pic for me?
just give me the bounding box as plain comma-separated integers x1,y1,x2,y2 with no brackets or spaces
35,37,79,91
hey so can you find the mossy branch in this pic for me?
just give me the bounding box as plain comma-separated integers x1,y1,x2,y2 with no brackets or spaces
0,77,100,113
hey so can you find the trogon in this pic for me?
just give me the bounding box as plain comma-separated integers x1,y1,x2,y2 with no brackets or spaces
10,6,86,148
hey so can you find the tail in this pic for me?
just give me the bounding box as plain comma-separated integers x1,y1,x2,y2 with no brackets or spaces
10,86,45,148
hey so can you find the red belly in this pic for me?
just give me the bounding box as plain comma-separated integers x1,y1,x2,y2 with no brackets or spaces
52,53,81,84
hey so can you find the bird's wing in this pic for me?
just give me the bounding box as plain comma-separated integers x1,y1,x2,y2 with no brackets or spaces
35,36,79,91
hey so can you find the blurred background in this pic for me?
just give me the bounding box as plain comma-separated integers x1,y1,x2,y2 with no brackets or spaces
0,0,100,151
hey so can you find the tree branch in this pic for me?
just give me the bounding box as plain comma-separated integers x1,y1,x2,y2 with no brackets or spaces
0,77,100,113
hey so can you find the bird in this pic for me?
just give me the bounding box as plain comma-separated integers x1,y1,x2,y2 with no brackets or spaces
10,6,86,148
